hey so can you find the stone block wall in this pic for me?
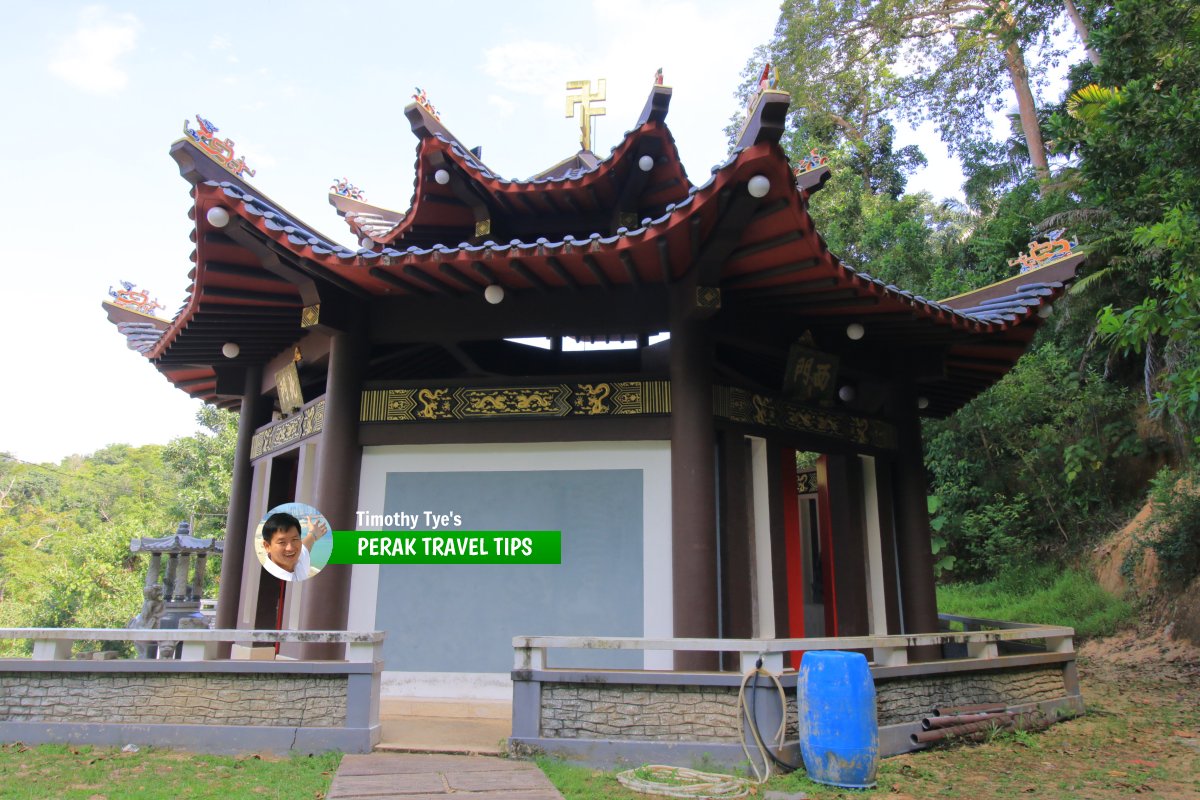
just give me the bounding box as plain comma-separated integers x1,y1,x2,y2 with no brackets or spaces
541,684,743,742
875,666,1066,726
536,665,1069,742
0,672,347,728
540,682,801,742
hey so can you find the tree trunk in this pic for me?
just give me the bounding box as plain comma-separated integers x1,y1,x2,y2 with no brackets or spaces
1003,39,1049,178
1063,0,1100,66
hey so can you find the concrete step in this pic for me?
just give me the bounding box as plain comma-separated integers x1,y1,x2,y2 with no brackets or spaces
380,696,511,720
377,698,512,755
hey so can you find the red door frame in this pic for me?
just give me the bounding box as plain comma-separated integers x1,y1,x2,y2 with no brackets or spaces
781,448,805,668
815,455,839,637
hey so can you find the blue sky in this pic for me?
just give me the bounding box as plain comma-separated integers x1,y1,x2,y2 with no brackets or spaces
0,1,981,463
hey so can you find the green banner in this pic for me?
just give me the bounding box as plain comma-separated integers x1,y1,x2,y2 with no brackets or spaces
327,530,562,564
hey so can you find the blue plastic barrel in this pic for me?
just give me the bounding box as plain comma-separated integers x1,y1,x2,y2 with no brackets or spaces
798,650,879,789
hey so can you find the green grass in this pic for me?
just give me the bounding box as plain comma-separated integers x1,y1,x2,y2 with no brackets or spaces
937,564,1135,637
0,744,340,800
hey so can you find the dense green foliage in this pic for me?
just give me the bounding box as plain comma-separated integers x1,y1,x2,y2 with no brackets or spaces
1144,464,1200,588
1050,0,1200,450
0,407,236,651
748,0,1200,588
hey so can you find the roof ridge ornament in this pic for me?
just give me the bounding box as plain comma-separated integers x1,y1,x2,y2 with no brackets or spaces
183,114,256,180
793,149,828,177
330,177,367,202
1009,229,1079,274
566,78,606,152
412,87,440,121
108,280,165,317
734,65,790,149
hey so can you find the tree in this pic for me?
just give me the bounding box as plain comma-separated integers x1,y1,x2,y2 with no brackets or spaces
163,405,238,539
0,406,237,652
750,1,1067,178
1049,0,1200,450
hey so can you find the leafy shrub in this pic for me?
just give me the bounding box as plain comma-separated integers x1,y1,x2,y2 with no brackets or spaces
1146,464,1200,586
925,342,1144,580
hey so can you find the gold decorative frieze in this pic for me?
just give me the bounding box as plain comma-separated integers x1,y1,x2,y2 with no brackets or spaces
361,381,671,423
796,470,818,495
713,386,896,449
251,399,325,460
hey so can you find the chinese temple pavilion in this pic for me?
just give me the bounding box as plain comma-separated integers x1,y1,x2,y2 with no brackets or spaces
105,79,1081,692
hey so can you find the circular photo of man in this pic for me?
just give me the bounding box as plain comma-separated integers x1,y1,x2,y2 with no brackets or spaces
254,502,332,582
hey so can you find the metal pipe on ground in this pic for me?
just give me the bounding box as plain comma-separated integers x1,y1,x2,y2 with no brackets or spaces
911,715,1014,745
921,712,1007,730
933,702,1007,716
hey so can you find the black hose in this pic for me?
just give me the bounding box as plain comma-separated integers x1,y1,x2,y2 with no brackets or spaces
747,659,804,773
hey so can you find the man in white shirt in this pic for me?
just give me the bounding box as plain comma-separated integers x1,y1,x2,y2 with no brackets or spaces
261,512,327,582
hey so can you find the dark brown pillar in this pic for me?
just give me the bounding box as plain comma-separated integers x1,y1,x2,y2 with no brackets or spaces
824,454,870,637
299,323,367,659
718,431,752,667
216,364,264,655
873,460,904,636
766,440,791,639
893,406,941,661
670,297,718,670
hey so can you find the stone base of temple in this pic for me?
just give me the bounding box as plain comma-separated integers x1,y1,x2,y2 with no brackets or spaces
0,629,384,755
508,627,1084,768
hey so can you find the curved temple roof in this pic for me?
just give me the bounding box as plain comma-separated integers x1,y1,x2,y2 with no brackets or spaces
115,84,1081,418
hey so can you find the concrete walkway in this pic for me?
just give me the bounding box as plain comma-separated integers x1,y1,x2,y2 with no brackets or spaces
328,753,564,799
377,698,511,755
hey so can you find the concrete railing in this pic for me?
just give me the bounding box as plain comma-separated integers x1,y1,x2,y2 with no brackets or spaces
0,628,384,663
513,624,1075,672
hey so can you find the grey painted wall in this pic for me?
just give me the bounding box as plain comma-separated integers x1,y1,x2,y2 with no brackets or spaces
376,469,644,672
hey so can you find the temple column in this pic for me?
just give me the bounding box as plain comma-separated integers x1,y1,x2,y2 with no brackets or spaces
718,431,752,670
893,400,941,661
823,454,870,636
669,293,718,670
300,322,367,659
215,364,265,655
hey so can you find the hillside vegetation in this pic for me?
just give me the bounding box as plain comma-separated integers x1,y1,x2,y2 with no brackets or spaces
740,0,1200,628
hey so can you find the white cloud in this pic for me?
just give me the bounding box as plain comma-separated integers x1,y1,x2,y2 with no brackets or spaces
482,41,583,97
47,6,140,95
209,34,238,63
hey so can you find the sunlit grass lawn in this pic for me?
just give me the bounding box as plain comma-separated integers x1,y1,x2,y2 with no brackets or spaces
0,744,340,800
